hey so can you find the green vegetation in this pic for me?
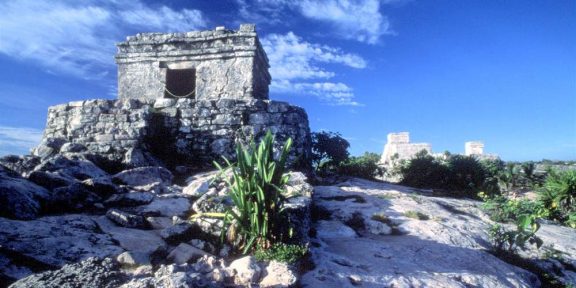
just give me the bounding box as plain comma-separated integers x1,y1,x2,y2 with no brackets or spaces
397,151,493,198
538,170,576,228
311,131,383,180
215,130,293,254
254,243,308,264
489,214,543,254
403,210,430,220
337,152,384,180
311,131,350,174
479,169,576,229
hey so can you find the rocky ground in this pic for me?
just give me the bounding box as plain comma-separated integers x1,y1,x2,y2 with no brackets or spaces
1,152,575,287
301,178,576,287
0,153,310,287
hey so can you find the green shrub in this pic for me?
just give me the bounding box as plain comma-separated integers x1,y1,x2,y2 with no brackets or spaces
338,152,384,180
445,155,487,197
311,131,350,174
215,130,293,253
403,210,430,220
479,192,544,223
399,151,448,189
254,243,308,264
489,214,543,254
538,170,576,225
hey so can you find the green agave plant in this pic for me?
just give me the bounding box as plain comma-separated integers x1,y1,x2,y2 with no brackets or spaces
215,130,293,254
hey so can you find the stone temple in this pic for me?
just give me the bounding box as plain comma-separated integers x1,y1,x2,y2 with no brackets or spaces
379,132,432,166
33,24,311,173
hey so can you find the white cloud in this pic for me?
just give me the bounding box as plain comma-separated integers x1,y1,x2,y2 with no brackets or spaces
262,32,365,106
0,0,207,79
0,126,43,156
297,0,392,44
237,0,392,44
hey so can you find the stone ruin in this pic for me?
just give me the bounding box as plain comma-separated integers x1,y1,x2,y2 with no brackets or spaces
380,132,498,169
33,24,311,173
379,132,432,166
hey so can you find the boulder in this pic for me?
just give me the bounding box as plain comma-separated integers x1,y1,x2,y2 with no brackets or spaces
116,251,150,267
159,223,201,245
0,155,40,177
105,192,155,207
0,166,50,220
0,215,124,284
106,209,148,229
9,257,127,288
28,170,76,190
229,256,261,286
33,155,109,181
260,261,298,288
183,170,219,197
133,196,191,218
166,243,210,265
94,216,166,257
112,166,173,187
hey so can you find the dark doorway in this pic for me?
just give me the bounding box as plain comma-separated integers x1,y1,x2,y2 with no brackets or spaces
165,68,195,98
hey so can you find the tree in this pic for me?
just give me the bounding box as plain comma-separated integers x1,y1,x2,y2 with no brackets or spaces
311,131,350,172
338,152,384,179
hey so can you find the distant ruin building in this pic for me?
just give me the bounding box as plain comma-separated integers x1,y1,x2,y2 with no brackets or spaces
34,25,311,172
465,141,484,156
379,132,432,166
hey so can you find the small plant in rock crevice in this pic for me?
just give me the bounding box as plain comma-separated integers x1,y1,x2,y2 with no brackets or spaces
489,214,543,254
403,210,430,220
214,130,293,254
254,243,308,264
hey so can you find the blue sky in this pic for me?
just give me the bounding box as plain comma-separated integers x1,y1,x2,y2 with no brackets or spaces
0,0,574,161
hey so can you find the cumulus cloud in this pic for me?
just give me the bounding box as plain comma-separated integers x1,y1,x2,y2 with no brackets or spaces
297,0,392,44
0,126,43,156
0,0,207,79
237,0,392,44
262,32,365,106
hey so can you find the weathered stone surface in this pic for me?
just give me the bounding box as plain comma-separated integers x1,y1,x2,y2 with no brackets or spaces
159,223,201,245
95,216,166,256
106,209,148,229
9,257,127,288
116,251,150,267
105,192,155,207
300,178,548,288
133,196,191,218
166,243,210,265
0,166,50,220
33,155,109,181
260,260,298,288
28,170,76,190
112,166,173,187
229,256,261,286
0,214,123,282
0,155,40,176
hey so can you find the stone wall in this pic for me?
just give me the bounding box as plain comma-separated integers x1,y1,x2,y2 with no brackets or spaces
115,24,270,101
34,98,310,172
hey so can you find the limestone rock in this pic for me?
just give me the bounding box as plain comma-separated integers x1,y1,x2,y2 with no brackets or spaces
9,257,127,288
112,166,173,187
105,192,155,207
260,261,298,288
134,196,191,218
106,209,148,229
0,155,40,177
160,223,201,245
0,214,124,284
116,252,150,267
166,243,210,265
0,166,50,220
28,170,76,190
229,256,261,286
33,155,109,181
95,216,166,256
